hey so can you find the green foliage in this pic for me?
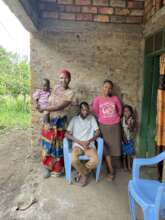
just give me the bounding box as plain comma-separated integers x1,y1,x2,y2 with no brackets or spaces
0,95,31,129
0,46,30,97
0,47,30,129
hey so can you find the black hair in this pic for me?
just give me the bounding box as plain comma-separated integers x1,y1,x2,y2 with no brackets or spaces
42,78,50,87
123,105,134,116
103,80,113,87
79,101,89,110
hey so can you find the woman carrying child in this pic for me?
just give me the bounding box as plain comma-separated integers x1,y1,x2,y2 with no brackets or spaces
37,69,74,178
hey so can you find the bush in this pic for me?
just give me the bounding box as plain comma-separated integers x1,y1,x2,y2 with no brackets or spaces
0,95,31,129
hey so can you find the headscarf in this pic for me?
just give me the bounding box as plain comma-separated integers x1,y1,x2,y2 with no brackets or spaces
58,69,71,81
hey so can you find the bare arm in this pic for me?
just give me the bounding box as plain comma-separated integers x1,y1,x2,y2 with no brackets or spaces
38,100,71,112
65,131,82,146
88,129,100,144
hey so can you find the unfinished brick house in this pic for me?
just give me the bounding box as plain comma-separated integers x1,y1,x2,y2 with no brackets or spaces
3,0,165,158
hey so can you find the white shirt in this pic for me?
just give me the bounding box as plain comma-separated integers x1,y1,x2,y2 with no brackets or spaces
67,114,99,148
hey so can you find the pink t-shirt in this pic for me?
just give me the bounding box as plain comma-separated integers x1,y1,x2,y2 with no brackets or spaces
92,95,122,125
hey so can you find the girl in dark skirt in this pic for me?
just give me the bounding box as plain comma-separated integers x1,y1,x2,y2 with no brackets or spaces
92,80,122,181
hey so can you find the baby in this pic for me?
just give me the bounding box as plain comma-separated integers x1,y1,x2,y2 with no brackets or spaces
33,78,51,124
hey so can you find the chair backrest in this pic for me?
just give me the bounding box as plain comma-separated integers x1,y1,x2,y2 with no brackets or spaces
132,151,165,181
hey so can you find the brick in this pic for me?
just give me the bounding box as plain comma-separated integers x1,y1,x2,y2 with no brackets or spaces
98,7,114,15
93,0,109,6
42,11,58,18
115,8,130,16
60,13,75,20
126,16,143,24
110,15,126,23
110,0,126,8
93,15,109,22
76,13,93,21
128,1,144,9
57,5,65,12
130,9,144,16
39,2,57,11
57,0,73,4
40,0,57,2
81,6,97,13
65,5,81,12
75,0,91,5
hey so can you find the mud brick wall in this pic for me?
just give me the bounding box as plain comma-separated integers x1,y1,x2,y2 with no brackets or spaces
30,23,144,147
39,0,144,24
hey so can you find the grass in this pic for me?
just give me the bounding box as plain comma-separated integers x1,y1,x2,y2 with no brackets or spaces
0,95,31,129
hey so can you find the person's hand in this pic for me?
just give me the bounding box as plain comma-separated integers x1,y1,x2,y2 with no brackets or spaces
37,105,44,113
123,139,128,144
78,140,90,149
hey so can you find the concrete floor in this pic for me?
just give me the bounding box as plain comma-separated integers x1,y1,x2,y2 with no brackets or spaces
0,128,144,220
11,168,132,220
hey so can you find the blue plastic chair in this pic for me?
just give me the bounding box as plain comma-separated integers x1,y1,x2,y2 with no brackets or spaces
63,137,103,184
128,152,165,220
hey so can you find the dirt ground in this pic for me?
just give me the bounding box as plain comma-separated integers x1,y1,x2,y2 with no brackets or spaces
0,128,141,220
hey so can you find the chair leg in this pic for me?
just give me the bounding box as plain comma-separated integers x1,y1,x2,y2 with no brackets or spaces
65,164,72,184
128,190,136,220
64,156,72,184
143,208,157,220
96,160,102,182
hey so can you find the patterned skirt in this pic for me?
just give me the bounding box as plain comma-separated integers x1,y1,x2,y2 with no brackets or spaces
41,116,67,175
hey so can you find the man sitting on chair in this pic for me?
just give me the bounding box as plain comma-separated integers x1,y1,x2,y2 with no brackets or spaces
65,102,100,186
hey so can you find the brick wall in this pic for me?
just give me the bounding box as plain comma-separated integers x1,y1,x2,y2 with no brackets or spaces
144,0,165,23
30,24,144,148
39,0,144,24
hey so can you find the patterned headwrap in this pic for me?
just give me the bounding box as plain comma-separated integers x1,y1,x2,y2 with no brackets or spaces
58,69,71,81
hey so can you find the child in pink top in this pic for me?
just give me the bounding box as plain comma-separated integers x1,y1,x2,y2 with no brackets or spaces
92,80,122,181
33,78,51,123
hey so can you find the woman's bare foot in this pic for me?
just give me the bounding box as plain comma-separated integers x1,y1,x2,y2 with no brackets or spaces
107,174,115,182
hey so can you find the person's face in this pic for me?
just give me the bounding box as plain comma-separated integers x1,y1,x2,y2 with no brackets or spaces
42,81,49,91
123,107,131,119
102,82,113,96
80,105,89,119
59,73,70,89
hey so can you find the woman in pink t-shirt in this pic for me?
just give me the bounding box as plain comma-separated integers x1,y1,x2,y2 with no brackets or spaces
92,80,122,181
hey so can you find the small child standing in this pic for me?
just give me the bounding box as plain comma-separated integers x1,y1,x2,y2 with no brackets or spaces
122,105,136,171
33,78,51,124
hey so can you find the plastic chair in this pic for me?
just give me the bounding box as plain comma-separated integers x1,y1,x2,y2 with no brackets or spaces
128,152,165,220
63,137,103,184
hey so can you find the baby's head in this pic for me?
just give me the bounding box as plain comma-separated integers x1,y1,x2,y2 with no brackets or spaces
123,105,133,118
42,78,50,91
